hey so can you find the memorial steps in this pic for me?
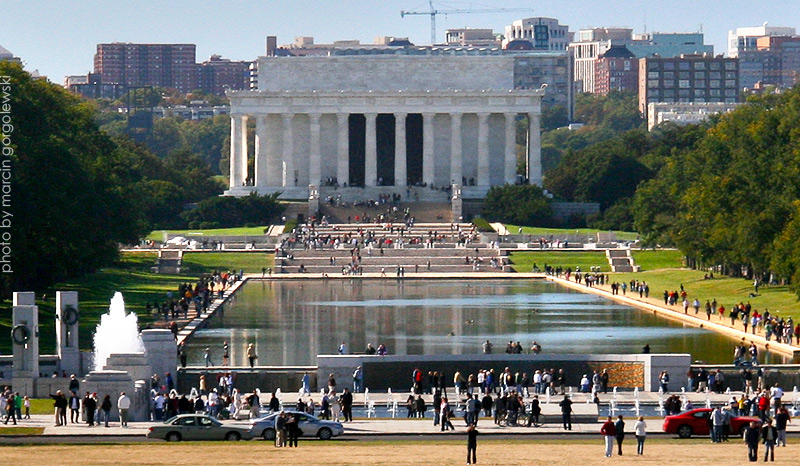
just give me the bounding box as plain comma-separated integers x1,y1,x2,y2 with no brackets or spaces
277,222,506,274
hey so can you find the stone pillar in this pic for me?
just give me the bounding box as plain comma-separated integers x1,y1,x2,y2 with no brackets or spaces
254,115,269,188
266,115,282,187
282,114,295,187
239,115,249,186
394,112,407,187
527,112,542,186
56,291,80,376
336,113,349,187
504,112,517,184
308,113,322,187
450,112,463,185
365,113,377,187
12,292,39,380
229,115,242,188
451,184,463,221
422,113,435,186
141,329,177,378
477,112,490,186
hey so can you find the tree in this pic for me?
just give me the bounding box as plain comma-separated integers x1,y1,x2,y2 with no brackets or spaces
482,185,554,226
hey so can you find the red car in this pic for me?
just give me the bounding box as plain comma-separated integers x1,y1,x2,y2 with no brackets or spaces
662,408,761,438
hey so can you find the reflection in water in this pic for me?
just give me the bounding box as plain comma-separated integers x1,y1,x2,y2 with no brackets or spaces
185,279,787,366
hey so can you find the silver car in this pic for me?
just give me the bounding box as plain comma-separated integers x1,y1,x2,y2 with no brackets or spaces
249,411,344,440
147,414,256,442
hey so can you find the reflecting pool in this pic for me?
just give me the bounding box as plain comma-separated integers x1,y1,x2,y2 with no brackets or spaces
185,279,788,366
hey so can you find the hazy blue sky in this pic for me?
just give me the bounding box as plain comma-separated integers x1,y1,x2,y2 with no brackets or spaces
5,0,800,81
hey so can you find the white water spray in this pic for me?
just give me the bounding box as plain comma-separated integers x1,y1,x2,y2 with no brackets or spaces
93,292,145,371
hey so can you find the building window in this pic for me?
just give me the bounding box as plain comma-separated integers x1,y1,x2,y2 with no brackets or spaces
694,89,706,96
679,62,690,70
693,61,706,70
648,79,660,88
664,80,675,88
709,89,721,96
710,71,721,79
725,89,737,97
679,80,690,88
710,62,721,70
679,89,690,97
725,62,736,70
725,71,737,79
648,71,660,79
648,61,660,70
725,80,736,87
664,62,675,70
679,71,690,79
663,72,675,79
624,60,631,70
709,80,721,88
695,71,706,79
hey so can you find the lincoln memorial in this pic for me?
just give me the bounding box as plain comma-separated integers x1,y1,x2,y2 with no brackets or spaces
225,55,544,201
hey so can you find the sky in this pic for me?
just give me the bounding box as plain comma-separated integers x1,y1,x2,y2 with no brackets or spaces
4,0,800,82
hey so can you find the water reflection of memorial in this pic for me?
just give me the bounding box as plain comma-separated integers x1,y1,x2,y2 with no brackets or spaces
187,279,761,367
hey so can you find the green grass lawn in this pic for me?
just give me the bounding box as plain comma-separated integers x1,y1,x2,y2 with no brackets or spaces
0,427,44,435
146,226,270,242
613,267,800,319
181,252,274,274
509,251,610,272
632,249,684,271
504,224,640,242
29,398,55,415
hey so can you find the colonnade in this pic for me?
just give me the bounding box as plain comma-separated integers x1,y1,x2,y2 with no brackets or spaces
227,111,542,192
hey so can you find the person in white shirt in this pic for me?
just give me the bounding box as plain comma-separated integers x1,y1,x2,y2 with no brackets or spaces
633,416,647,455
117,392,131,427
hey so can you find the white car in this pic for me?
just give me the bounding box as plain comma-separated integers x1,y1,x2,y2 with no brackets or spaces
249,411,344,440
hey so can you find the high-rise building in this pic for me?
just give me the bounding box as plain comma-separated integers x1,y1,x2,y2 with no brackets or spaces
504,18,572,51
728,25,796,57
595,46,638,95
639,54,740,117
570,31,713,93
738,35,800,89
93,43,197,93
195,55,252,96
444,29,500,47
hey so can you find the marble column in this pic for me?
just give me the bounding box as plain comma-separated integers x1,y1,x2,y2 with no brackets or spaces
239,115,249,186
336,113,349,187
394,112,407,187
254,115,268,188
282,114,295,187
266,115,282,186
450,112,462,185
477,112,490,186
308,113,321,187
365,113,377,187
422,113,435,186
229,115,242,188
504,112,517,184
527,112,542,186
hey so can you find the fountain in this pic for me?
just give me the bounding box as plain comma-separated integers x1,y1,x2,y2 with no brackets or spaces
80,292,176,422
93,292,144,371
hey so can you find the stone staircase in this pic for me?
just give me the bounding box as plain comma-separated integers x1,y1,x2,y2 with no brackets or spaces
277,222,506,274
319,201,452,224
155,250,183,274
606,249,639,273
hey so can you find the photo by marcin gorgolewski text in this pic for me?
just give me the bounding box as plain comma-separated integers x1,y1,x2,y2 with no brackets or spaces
0,75,13,273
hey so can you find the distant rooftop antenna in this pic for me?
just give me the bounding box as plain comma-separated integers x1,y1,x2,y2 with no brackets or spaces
643,7,647,34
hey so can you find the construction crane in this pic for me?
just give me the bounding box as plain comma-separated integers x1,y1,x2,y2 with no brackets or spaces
401,1,532,45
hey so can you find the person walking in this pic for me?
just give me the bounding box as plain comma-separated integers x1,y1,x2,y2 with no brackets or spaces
614,415,626,455
745,421,760,462
559,395,573,430
3,392,16,425
247,343,257,367
762,418,778,462
100,394,112,427
774,407,790,446
117,392,131,427
633,416,647,455
601,416,617,458
466,424,478,465
275,411,286,447
527,395,541,427
84,392,97,426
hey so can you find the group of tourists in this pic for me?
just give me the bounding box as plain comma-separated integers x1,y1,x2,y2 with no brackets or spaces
452,366,578,399
600,415,648,456
1,386,28,425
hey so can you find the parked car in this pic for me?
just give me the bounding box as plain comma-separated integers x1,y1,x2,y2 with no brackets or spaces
147,414,256,442
249,410,344,440
662,408,761,438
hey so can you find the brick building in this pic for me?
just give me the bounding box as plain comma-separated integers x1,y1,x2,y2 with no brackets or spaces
195,55,251,96
594,45,638,95
93,43,198,93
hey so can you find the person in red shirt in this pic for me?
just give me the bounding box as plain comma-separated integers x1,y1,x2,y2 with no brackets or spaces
601,416,616,457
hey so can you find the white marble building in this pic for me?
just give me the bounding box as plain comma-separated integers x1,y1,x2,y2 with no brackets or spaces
225,55,544,200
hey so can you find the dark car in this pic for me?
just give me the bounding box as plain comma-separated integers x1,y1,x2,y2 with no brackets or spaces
662,408,761,438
